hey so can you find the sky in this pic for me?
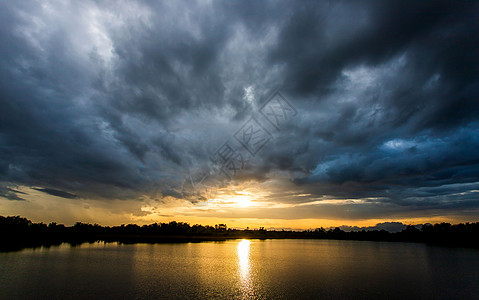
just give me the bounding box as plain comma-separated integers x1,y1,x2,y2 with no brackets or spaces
1,0,478,229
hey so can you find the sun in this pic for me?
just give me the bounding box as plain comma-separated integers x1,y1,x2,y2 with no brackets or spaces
235,196,252,208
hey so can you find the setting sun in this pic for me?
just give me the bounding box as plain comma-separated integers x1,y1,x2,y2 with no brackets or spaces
235,196,252,208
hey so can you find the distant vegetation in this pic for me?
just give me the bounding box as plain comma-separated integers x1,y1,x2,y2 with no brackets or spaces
1,216,478,251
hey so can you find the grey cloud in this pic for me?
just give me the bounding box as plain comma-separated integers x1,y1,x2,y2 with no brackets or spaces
0,186,25,201
0,0,478,219
32,188,78,199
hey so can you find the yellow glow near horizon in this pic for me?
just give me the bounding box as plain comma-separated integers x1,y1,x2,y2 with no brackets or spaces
2,185,478,229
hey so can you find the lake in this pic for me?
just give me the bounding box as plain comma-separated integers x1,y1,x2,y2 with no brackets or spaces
1,239,478,299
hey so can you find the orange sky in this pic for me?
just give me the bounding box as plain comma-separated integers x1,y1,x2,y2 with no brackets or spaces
1,185,476,229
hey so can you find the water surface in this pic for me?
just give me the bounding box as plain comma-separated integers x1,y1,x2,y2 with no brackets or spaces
1,239,478,299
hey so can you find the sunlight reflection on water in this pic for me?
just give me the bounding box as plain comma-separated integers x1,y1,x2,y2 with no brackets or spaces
2,240,478,299
237,239,254,297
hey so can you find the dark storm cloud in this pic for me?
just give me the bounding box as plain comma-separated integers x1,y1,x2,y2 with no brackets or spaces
0,186,25,201
0,0,478,218
258,0,479,211
32,188,78,199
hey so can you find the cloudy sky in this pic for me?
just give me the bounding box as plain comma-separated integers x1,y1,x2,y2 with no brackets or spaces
1,0,478,228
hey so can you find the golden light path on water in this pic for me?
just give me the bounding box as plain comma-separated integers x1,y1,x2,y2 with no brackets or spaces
237,239,254,297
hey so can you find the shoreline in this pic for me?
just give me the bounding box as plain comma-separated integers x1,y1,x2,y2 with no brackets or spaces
2,234,478,252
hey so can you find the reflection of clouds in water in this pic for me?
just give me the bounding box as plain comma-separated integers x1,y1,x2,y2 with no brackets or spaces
237,239,254,298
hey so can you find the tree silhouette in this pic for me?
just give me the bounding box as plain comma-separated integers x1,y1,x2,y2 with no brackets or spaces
1,215,478,252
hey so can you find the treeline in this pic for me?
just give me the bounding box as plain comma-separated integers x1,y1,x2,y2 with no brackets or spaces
1,216,478,251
